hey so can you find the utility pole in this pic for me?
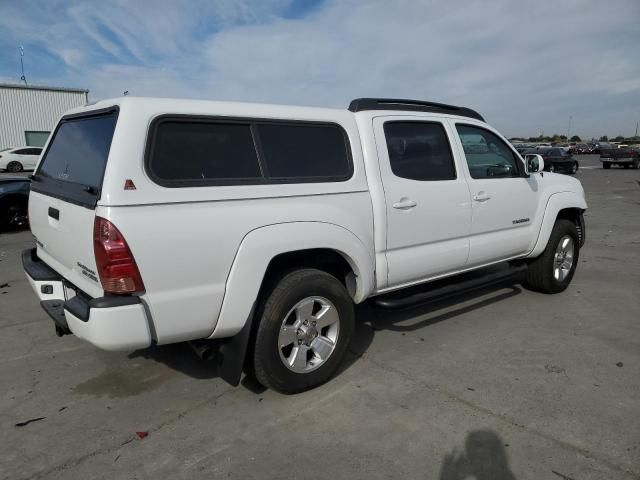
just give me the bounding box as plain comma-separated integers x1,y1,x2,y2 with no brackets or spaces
567,115,572,141
635,121,638,138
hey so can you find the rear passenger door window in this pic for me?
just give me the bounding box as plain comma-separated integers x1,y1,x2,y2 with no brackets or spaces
383,122,456,181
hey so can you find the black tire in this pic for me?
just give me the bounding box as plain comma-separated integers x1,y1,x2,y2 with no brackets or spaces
603,162,611,169
548,163,555,173
524,219,580,294
6,161,23,173
0,200,28,231
633,159,640,169
570,162,579,174
253,268,355,394
623,163,630,169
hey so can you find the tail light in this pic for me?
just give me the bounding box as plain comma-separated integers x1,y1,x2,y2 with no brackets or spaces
93,217,145,294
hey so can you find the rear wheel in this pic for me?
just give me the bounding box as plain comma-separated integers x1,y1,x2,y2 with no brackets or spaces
253,268,355,394
524,219,579,294
602,162,611,169
633,159,640,169
6,161,23,173
570,162,578,174
548,163,556,173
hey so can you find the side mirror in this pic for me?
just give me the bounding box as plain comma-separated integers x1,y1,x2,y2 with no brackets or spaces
525,154,544,173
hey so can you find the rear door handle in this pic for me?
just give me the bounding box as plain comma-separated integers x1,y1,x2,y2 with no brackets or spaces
473,192,491,202
48,207,59,220
392,198,417,210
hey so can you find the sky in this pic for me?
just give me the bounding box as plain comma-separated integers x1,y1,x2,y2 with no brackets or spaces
0,0,639,139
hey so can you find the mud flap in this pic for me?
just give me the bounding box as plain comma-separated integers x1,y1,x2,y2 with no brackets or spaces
217,303,256,386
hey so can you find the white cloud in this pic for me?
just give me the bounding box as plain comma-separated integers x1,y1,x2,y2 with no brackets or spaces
0,0,638,138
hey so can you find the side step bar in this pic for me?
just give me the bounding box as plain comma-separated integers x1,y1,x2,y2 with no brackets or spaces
372,264,528,309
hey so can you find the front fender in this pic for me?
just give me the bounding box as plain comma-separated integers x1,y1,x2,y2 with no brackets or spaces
526,191,587,258
208,222,375,339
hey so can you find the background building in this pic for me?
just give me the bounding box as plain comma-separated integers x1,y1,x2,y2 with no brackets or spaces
0,83,89,149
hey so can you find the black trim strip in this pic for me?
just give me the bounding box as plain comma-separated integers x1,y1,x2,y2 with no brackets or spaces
65,294,142,322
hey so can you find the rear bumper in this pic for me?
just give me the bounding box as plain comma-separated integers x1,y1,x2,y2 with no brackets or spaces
22,248,152,351
600,157,636,163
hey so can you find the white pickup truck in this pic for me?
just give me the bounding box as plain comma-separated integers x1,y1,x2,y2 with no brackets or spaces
23,97,586,393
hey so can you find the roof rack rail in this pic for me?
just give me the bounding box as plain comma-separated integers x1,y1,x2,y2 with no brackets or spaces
348,98,484,121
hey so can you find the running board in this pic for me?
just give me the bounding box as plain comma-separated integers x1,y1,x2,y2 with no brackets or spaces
372,264,528,309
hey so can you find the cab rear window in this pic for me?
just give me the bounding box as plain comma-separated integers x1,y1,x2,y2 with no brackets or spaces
32,109,117,207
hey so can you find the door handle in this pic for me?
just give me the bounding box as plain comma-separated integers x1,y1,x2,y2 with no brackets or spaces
473,192,491,202
392,198,417,210
48,207,59,220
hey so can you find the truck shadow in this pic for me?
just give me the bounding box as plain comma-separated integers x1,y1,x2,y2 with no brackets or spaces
338,284,523,377
438,429,516,480
128,282,523,390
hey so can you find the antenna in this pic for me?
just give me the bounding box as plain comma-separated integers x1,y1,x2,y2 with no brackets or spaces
19,44,27,85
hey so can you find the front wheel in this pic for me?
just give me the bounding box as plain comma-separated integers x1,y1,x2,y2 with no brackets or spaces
253,269,355,394
548,163,556,173
524,219,580,293
633,159,640,169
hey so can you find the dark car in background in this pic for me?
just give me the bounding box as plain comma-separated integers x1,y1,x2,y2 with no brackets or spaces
513,144,534,155
523,147,579,174
592,142,615,154
0,176,30,231
599,147,640,169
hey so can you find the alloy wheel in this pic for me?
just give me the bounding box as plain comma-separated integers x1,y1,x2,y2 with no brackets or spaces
553,235,574,282
278,296,340,373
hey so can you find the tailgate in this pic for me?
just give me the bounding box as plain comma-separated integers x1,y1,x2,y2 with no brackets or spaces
28,108,118,298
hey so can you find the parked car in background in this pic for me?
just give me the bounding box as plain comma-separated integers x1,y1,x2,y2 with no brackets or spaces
0,175,30,230
592,142,614,154
523,147,579,174
0,147,42,172
600,147,640,169
513,144,534,155
569,143,591,154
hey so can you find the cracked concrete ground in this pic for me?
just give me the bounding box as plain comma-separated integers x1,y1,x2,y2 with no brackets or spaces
0,155,638,480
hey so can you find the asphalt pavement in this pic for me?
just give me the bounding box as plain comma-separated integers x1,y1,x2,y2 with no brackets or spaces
0,155,638,479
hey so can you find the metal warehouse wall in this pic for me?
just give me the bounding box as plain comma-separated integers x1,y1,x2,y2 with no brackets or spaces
0,85,88,149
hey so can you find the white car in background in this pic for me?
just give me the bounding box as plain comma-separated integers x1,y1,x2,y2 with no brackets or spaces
0,147,43,172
